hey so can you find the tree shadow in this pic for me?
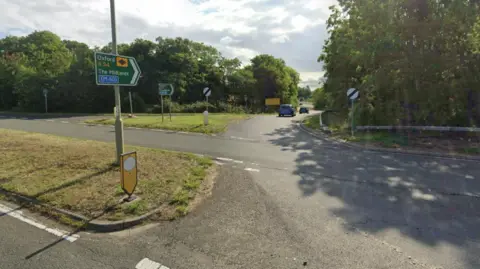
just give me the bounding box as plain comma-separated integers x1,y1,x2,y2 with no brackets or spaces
265,123,480,269
0,164,116,217
0,164,120,259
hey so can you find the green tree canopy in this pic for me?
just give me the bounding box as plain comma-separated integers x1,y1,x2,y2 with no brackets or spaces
0,31,301,113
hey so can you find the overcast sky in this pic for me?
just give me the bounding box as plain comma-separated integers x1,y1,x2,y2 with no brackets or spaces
0,0,337,89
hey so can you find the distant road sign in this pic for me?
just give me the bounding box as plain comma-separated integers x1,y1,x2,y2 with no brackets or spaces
347,88,359,100
94,52,141,86
158,83,174,96
203,87,211,97
265,98,280,106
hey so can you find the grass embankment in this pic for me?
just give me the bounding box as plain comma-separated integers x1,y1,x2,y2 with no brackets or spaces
303,114,480,155
85,113,249,134
0,129,213,224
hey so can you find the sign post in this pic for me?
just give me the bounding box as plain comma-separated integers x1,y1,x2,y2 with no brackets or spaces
203,87,211,125
43,89,48,113
346,88,359,137
120,151,138,201
95,0,141,165
128,91,134,116
158,83,174,122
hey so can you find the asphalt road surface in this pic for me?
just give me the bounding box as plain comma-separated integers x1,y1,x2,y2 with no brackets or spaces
1,112,479,269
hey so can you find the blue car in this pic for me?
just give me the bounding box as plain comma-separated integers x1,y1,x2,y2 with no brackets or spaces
279,104,296,117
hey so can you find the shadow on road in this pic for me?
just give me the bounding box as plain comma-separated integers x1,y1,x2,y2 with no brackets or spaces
265,123,480,269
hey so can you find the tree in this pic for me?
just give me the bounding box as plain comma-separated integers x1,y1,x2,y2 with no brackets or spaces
298,86,312,100
0,31,303,113
319,0,480,126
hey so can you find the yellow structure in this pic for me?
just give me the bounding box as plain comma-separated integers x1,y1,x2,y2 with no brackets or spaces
120,151,137,196
265,98,280,106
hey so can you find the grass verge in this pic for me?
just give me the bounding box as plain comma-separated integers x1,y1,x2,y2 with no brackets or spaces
302,115,480,155
0,129,214,223
85,113,249,134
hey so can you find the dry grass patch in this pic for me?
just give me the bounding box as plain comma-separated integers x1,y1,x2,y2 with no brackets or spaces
0,129,213,221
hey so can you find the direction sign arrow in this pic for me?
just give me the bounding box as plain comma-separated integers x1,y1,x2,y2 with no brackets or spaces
94,52,141,86
158,83,174,96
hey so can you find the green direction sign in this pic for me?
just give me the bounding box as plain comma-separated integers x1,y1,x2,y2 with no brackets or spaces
94,52,141,86
158,83,174,96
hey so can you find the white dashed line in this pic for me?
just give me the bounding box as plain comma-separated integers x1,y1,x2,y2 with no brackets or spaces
214,161,225,166
135,258,169,269
215,157,244,164
46,119,55,122
244,168,260,172
230,136,255,141
61,121,69,124
0,203,79,242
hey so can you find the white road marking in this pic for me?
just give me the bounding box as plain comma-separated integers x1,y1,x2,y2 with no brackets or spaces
178,131,188,134
135,258,169,269
0,203,79,242
61,121,69,124
46,119,54,122
244,168,260,172
215,157,244,164
214,161,225,165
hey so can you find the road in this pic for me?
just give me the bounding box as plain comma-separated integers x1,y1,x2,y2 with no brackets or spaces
1,112,479,269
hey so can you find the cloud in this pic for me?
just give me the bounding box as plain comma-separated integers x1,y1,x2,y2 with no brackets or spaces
0,0,336,85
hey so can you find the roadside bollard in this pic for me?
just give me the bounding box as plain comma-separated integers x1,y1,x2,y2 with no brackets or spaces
203,110,209,125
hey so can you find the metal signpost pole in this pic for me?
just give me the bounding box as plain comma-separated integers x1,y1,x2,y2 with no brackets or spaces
347,88,359,137
129,91,133,115
43,89,48,113
351,99,355,137
110,0,124,164
161,95,164,123
169,96,172,121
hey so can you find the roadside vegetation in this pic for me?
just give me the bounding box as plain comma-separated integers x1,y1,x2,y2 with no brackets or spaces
86,113,248,134
313,1,480,127
303,113,480,155
0,129,214,223
0,31,300,114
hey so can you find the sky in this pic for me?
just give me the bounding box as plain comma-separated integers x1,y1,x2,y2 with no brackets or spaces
0,0,337,89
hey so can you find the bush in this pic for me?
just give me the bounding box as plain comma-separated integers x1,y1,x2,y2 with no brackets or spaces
149,100,247,114
215,101,246,114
